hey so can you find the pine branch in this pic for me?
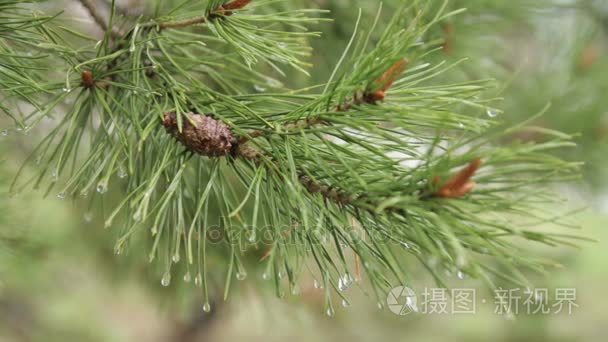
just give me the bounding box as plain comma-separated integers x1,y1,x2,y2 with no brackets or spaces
161,111,356,207
77,0,121,38
163,60,415,212
0,0,585,314
77,0,109,32
239,59,409,145
158,0,252,30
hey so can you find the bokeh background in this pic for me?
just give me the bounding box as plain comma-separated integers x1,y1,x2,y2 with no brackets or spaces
1,0,607,341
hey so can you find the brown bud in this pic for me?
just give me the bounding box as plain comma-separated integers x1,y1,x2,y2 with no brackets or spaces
364,90,386,104
81,70,95,89
375,59,408,93
435,158,482,198
364,59,408,104
218,0,252,16
162,112,235,157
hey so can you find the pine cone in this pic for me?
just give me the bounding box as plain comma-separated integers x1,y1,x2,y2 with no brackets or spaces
162,112,235,157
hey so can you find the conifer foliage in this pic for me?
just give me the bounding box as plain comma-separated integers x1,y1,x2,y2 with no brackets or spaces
0,0,583,313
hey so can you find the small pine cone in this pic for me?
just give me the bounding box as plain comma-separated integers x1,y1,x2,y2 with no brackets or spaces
162,112,235,157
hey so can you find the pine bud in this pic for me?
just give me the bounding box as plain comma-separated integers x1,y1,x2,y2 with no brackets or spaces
81,70,95,89
374,59,408,93
364,59,408,104
162,112,235,157
435,158,482,198
219,0,252,16
222,0,252,11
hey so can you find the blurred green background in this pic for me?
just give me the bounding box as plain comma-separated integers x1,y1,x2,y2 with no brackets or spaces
1,0,607,341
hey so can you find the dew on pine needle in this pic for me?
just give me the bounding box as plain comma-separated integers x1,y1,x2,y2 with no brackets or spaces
161,272,171,287
236,270,247,280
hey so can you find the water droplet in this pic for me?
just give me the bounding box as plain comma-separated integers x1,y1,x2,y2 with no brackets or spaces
1,129,8,136
183,272,191,282
377,302,384,310
51,168,59,182
458,122,465,129
266,78,282,88
161,273,171,287
291,284,300,295
277,270,284,279
406,296,419,313
203,302,211,312
341,299,350,308
342,273,354,288
117,167,128,178
129,45,136,53
172,254,180,263
313,279,320,289
57,192,66,200
248,230,256,243
194,274,202,287
151,226,158,235
278,42,288,49
486,108,499,118
236,270,247,281
253,84,266,92
326,307,334,317
262,272,270,280
96,182,107,194
457,271,466,280
114,245,123,255
132,211,142,222
62,88,71,93
339,274,353,291
84,212,93,222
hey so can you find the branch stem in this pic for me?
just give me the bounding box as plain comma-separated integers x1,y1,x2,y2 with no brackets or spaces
77,0,121,38
158,15,209,30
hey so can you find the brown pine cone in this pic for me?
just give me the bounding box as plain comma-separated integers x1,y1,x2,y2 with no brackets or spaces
162,112,235,157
